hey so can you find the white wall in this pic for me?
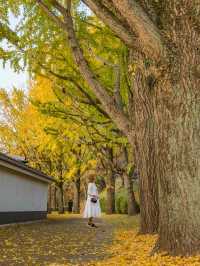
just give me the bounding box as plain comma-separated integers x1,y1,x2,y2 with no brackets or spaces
0,166,48,212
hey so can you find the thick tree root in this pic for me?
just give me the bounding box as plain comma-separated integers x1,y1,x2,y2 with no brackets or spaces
149,240,160,256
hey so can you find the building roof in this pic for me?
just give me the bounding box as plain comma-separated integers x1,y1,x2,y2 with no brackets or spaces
0,152,53,183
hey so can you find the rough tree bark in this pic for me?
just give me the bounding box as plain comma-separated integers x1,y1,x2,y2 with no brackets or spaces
128,51,159,232
152,1,200,255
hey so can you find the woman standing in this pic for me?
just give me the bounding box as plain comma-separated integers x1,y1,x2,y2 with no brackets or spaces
83,174,101,227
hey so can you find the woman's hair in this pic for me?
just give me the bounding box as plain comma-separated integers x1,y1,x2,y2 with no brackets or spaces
88,173,96,183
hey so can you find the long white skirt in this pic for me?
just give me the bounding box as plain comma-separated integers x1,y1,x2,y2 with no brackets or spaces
83,197,101,218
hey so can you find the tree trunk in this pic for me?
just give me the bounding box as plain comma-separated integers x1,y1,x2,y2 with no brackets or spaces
51,184,57,211
152,11,200,254
124,173,140,216
63,186,68,212
58,184,65,214
47,185,52,213
72,177,81,213
127,51,159,233
121,174,125,187
123,147,140,216
153,79,200,255
106,169,116,214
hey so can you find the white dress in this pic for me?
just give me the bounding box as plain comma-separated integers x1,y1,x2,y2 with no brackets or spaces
83,182,101,218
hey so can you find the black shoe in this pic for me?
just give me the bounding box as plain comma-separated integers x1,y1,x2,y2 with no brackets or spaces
91,223,98,228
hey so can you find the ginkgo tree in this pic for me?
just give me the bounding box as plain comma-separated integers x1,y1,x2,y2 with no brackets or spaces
2,0,199,255
0,77,97,214
0,0,142,219
40,123,97,214
28,76,100,214
0,1,145,227
33,71,140,215
23,12,139,215
1,5,140,218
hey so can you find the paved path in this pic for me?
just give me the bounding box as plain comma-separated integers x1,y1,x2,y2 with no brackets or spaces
0,214,114,266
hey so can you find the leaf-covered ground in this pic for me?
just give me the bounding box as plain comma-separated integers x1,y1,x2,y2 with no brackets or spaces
0,213,200,266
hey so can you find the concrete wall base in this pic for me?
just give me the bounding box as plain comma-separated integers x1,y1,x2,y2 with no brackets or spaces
0,211,47,225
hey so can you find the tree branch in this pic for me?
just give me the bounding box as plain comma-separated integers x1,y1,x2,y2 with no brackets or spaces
36,0,66,30
113,65,123,110
111,0,165,58
88,46,124,111
47,69,110,118
0,22,19,46
49,0,66,14
63,0,131,135
36,61,111,119
36,0,131,135
82,0,136,48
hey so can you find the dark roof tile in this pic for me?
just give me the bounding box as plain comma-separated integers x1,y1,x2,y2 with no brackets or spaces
0,152,53,183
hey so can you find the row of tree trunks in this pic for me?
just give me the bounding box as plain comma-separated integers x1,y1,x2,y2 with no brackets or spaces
104,145,140,215
47,184,65,213
47,163,140,217
47,179,82,214
105,169,140,216
48,172,140,217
